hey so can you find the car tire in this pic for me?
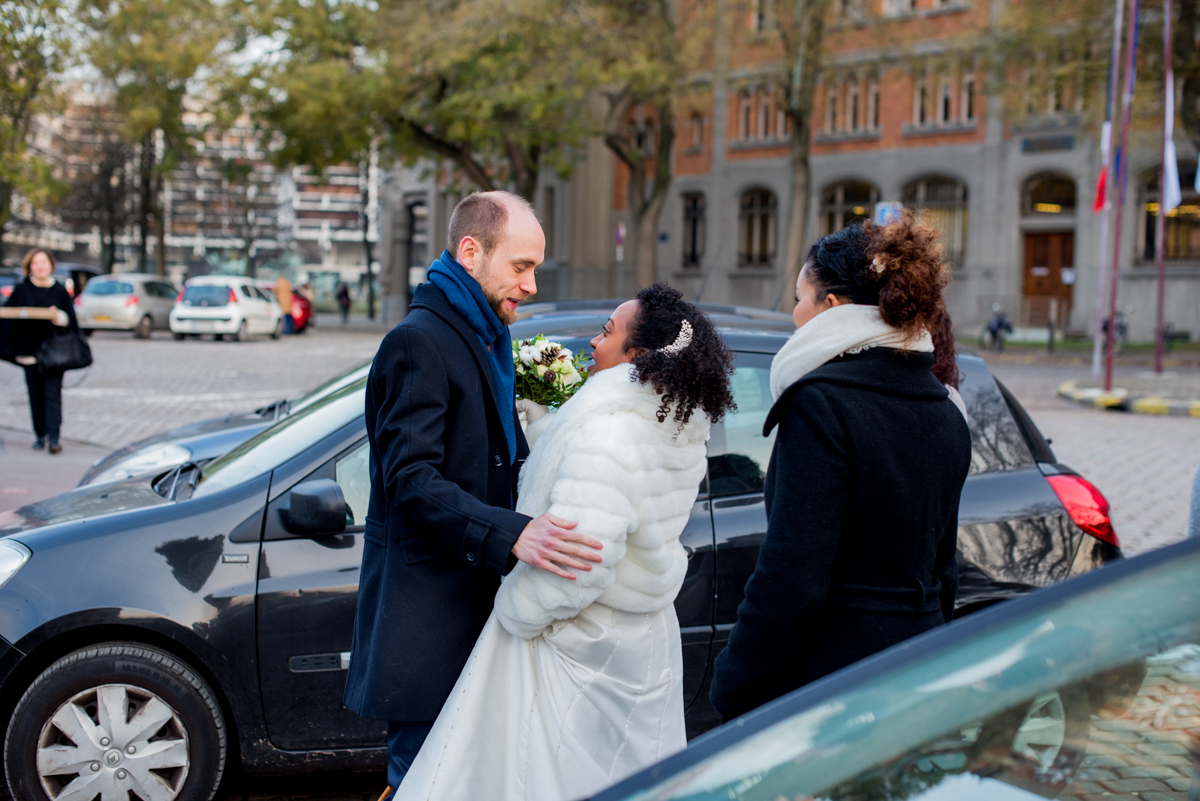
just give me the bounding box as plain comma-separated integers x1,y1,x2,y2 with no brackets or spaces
233,321,248,343
213,334,224,341
270,319,282,340
134,315,153,339
4,642,227,801
81,329,93,338
172,332,186,341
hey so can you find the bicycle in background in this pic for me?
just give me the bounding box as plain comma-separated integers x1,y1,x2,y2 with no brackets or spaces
978,304,1014,352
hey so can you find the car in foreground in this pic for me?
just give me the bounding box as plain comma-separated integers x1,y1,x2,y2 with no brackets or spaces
592,534,1198,801
169,276,283,341
74,273,178,338
76,360,371,486
0,307,1121,801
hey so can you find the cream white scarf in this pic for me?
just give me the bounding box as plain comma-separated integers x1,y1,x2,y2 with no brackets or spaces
769,303,934,401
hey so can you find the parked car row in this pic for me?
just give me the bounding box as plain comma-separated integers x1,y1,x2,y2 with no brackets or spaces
0,302,1127,801
71,274,289,341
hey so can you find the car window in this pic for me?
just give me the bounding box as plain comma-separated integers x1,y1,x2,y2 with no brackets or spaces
336,441,371,526
610,541,1200,801
194,381,366,498
240,285,254,299
254,287,273,303
161,283,178,298
183,285,230,307
85,280,134,296
957,357,1036,475
707,352,775,497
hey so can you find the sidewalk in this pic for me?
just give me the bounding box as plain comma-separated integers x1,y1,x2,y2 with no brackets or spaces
0,428,109,513
1057,371,1200,416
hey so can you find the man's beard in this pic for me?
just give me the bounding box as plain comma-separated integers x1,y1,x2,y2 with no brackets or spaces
489,294,517,325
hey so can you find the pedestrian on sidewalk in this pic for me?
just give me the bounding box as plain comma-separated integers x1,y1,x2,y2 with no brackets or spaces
1,248,79,454
337,282,352,325
275,276,295,334
710,212,972,722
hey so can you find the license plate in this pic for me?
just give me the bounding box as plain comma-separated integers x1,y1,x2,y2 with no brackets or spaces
94,315,111,322
193,321,216,331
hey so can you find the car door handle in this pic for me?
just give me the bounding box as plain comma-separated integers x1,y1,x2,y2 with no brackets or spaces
684,546,694,560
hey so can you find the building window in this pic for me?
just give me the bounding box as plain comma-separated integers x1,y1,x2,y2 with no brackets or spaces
688,113,705,150
757,92,770,139
739,92,752,141
902,176,969,266
868,80,880,130
1141,164,1200,262
914,78,928,126
939,80,953,124
820,181,879,236
752,0,770,31
682,193,705,269
884,0,916,16
541,186,556,259
1022,174,1076,217
776,106,789,139
826,85,839,134
848,82,860,131
738,188,777,268
961,75,976,122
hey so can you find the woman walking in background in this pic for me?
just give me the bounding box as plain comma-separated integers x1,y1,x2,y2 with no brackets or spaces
710,212,972,721
3,248,78,454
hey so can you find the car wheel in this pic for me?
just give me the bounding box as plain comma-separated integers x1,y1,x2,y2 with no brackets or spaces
233,321,248,342
81,329,93,338
213,334,224,342
4,642,227,801
172,332,185,341
270,319,282,340
134,315,153,339
971,683,1090,779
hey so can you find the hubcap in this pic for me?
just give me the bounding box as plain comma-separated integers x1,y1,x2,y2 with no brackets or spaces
1012,691,1067,772
36,683,190,801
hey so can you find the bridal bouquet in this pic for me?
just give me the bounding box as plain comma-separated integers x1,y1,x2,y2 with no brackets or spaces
512,335,588,409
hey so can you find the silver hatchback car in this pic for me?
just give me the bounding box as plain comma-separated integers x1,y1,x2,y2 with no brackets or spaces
75,273,179,338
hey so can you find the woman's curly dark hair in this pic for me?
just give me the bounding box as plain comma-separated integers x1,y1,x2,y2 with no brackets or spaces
625,282,736,426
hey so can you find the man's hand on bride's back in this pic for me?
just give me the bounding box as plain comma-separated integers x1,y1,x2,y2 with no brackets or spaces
513,514,602,580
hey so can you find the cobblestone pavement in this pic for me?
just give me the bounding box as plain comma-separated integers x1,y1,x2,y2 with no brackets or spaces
984,359,1200,557
0,328,383,451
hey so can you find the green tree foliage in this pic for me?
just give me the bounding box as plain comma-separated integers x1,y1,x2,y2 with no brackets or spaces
0,0,71,249
80,0,232,274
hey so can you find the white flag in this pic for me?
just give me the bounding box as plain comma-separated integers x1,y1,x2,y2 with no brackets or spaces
1163,72,1182,212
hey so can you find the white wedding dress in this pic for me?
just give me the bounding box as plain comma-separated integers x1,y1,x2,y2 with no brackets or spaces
395,363,711,801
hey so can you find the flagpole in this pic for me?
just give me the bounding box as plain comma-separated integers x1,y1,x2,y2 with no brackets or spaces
1105,0,1141,393
1092,0,1125,380
1155,0,1174,374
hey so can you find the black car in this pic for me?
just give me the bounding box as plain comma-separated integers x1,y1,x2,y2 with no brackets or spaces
0,309,1119,801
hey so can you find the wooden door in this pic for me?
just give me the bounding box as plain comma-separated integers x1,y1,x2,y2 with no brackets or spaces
1023,232,1075,328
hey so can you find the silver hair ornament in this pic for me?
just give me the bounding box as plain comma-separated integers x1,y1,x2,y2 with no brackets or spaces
658,319,693,356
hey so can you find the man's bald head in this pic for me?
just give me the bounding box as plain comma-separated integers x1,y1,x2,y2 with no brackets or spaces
447,190,537,260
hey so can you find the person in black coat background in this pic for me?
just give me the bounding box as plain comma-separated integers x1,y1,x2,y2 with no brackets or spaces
2,248,78,454
710,212,972,721
342,191,603,795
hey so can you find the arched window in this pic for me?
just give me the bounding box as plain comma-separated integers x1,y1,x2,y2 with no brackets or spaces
757,91,770,139
902,176,969,266
739,92,752,141
738,189,777,268
1140,164,1200,262
1022,174,1076,217
820,181,879,236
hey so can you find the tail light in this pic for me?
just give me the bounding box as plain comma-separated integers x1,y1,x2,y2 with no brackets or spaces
228,287,238,303
1047,474,1120,548
1,286,11,298
176,288,185,302
124,294,139,307
74,294,83,307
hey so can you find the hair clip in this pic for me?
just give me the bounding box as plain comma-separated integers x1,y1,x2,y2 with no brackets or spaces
659,319,693,356
871,255,888,275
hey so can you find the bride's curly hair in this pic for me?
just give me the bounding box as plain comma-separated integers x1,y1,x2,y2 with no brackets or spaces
625,282,736,425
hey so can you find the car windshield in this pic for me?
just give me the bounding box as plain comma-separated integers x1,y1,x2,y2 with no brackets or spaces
607,540,1200,801
183,285,231,306
193,380,366,497
85,280,134,295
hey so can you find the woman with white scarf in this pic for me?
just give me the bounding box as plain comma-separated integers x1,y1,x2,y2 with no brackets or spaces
710,212,972,721
396,283,735,801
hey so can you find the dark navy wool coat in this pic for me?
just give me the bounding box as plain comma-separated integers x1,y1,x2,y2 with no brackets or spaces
710,348,971,721
343,282,531,722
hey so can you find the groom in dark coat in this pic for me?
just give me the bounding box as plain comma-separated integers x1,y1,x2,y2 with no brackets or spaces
344,191,603,795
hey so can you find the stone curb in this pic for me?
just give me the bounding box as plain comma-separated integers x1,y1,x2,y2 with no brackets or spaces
1058,381,1200,416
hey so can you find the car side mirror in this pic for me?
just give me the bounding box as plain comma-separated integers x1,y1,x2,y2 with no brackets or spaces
286,479,347,534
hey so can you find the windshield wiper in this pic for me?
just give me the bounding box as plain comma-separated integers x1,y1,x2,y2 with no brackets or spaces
153,462,202,501
255,398,291,421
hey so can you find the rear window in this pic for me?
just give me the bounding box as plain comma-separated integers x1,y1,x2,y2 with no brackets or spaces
957,357,1037,474
183,285,231,307
86,280,134,295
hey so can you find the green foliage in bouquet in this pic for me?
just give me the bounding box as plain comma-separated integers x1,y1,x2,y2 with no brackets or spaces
512,335,589,409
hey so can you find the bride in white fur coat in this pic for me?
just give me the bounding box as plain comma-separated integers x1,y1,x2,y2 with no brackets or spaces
395,284,736,801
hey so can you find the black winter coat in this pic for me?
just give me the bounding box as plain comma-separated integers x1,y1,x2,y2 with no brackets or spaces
710,348,971,721
342,283,532,722
1,279,78,361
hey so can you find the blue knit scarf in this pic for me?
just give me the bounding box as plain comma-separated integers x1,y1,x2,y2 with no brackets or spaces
426,250,517,462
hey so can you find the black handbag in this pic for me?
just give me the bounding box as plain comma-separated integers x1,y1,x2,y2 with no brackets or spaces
37,328,93,372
